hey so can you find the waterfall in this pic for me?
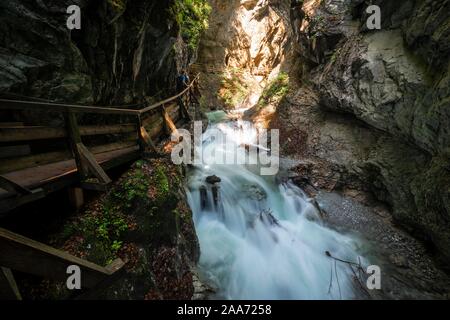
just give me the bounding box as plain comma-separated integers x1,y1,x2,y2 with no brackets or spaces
185,112,367,300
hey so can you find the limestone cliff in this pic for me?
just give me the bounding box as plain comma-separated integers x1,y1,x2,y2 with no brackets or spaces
273,0,450,264
195,0,294,109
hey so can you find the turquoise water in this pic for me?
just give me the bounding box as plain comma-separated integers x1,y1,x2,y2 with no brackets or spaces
186,117,366,299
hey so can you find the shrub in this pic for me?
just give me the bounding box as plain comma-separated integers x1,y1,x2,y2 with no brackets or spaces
258,72,289,106
170,0,212,50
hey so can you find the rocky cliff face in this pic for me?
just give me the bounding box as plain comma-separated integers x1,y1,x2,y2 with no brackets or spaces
0,0,190,105
195,0,294,109
276,0,450,264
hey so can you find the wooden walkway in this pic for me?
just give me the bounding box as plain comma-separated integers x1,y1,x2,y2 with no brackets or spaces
0,75,200,299
0,75,199,215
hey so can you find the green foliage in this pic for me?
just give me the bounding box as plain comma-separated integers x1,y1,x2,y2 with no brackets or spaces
170,0,211,50
107,0,126,12
114,167,149,208
152,166,170,205
73,202,129,265
258,72,290,106
218,68,250,107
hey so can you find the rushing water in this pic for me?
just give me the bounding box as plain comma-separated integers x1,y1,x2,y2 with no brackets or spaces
186,112,367,299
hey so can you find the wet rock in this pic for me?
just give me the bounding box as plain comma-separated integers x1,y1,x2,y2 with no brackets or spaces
206,175,221,184
0,0,190,105
259,210,280,227
211,185,220,207
276,0,450,264
244,184,267,201
316,191,450,299
199,186,208,210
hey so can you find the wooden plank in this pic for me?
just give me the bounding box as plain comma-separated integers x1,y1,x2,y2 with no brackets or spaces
0,227,124,289
80,124,137,136
0,175,32,195
90,141,138,155
0,146,140,203
77,144,112,185
0,267,22,300
0,140,138,174
0,151,72,174
0,145,31,158
141,111,163,128
0,126,65,142
0,124,137,142
0,99,140,116
0,122,24,128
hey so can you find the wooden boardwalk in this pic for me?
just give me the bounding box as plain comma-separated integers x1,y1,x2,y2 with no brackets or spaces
0,75,200,299
0,75,199,214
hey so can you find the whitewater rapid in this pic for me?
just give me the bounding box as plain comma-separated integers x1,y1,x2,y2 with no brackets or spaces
185,112,367,299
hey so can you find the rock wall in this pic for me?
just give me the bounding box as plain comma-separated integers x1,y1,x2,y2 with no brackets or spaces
195,0,293,109
277,0,450,263
0,0,190,105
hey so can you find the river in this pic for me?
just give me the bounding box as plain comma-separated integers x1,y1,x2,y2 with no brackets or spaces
185,111,368,299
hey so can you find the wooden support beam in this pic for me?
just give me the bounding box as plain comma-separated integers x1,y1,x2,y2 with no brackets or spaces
161,105,179,137
0,189,45,215
80,181,110,192
65,112,87,179
77,143,112,185
0,228,125,289
136,112,157,155
0,267,22,300
68,187,84,209
139,126,159,155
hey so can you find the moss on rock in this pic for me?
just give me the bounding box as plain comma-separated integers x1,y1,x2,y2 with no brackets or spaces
48,157,199,300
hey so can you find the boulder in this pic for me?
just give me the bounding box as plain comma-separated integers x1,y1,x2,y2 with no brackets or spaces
206,175,222,184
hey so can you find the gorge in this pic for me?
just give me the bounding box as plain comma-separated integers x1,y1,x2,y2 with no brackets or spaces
0,0,449,300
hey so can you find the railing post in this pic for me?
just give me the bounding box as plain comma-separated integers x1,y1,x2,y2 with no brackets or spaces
65,111,111,189
0,267,22,300
65,111,88,180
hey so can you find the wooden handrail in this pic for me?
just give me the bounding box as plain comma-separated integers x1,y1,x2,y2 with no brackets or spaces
139,74,200,114
0,99,141,115
0,74,200,116
0,227,125,289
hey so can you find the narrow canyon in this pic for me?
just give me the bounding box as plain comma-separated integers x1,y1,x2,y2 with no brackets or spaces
0,0,449,300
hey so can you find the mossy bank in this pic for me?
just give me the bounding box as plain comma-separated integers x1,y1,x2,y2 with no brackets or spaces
30,158,199,300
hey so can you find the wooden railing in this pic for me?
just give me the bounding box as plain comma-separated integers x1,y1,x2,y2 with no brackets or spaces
0,227,125,300
0,74,200,213
0,75,200,300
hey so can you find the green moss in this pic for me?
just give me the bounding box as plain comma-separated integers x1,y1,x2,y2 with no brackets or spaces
113,165,149,209
218,68,250,108
170,0,211,50
60,200,129,266
258,72,290,107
